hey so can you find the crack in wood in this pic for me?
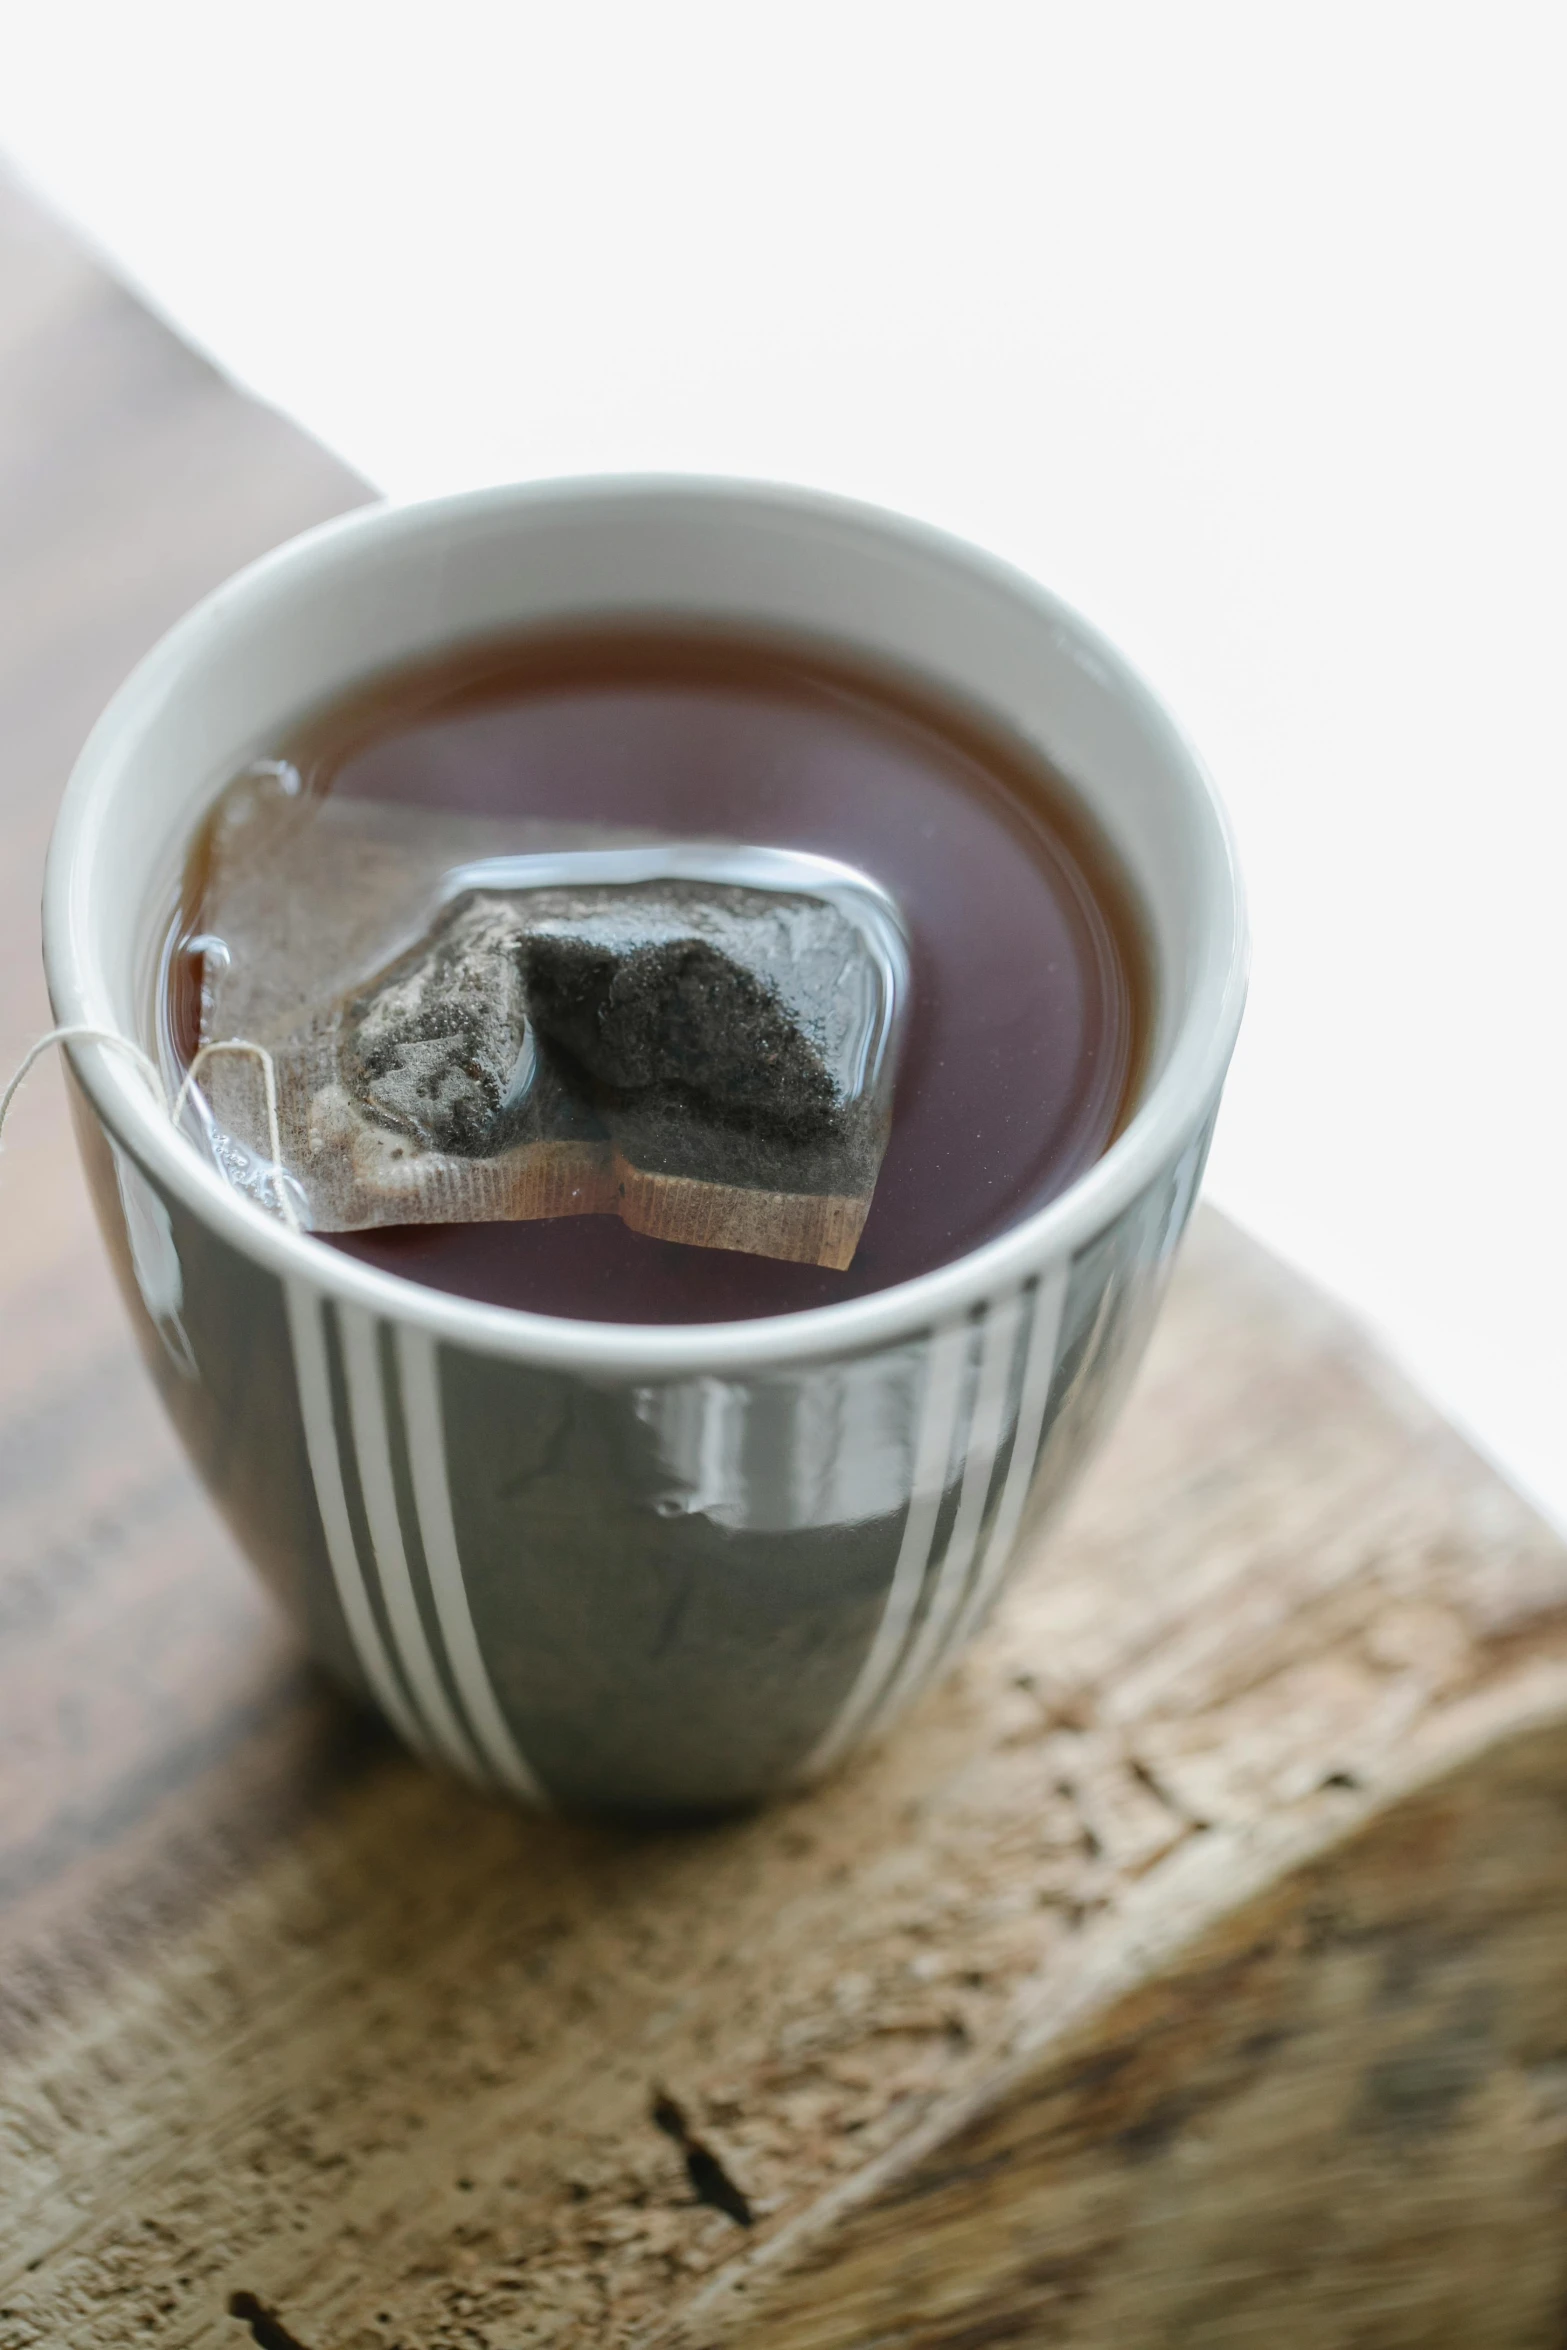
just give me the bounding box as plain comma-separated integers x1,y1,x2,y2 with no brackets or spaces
227,2290,315,2350
653,2090,754,2227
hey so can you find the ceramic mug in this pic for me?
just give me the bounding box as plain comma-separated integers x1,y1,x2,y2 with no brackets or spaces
42,479,1246,1812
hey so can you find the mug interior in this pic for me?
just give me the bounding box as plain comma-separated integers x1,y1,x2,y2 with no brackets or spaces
44,478,1245,1365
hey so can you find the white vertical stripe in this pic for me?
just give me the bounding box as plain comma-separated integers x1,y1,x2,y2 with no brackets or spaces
799,1317,973,1780
396,1325,547,1805
943,1258,1070,1662
866,1288,1025,1734
338,1303,484,1781
283,1279,428,1758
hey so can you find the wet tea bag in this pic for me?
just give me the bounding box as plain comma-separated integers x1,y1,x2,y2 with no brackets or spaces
188,769,909,1268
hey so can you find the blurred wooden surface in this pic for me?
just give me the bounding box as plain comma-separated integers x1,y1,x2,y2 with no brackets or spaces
4,169,1567,2350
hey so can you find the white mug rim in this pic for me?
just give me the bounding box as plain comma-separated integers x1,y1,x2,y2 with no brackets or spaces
43,474,1247,1376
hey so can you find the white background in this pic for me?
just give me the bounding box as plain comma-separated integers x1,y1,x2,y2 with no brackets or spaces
3,2,1563,1523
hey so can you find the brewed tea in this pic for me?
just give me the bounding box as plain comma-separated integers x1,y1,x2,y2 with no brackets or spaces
165,627,1148,1322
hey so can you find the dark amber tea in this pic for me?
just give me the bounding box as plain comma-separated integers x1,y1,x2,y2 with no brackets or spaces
167,627,1148,1322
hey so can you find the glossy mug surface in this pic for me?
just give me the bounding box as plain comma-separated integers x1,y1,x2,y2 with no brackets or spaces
43,480,1246,1812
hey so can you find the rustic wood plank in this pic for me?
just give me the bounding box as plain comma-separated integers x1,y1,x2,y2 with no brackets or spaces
3,169,1567,2350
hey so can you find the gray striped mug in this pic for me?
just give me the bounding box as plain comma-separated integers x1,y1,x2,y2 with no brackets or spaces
43,479,1246,1813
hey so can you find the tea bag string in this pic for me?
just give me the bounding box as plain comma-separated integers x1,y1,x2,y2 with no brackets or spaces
0,1025,301,1234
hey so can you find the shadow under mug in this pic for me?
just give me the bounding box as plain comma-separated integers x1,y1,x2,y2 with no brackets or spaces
43,478,1246,1813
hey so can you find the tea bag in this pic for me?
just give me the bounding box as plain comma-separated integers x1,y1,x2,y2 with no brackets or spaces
189,769,909,1269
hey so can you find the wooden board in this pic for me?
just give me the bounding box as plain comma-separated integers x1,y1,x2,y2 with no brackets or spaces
3,169,1567,2350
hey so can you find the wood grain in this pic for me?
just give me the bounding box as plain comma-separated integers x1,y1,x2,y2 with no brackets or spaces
3,168,1567,2350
